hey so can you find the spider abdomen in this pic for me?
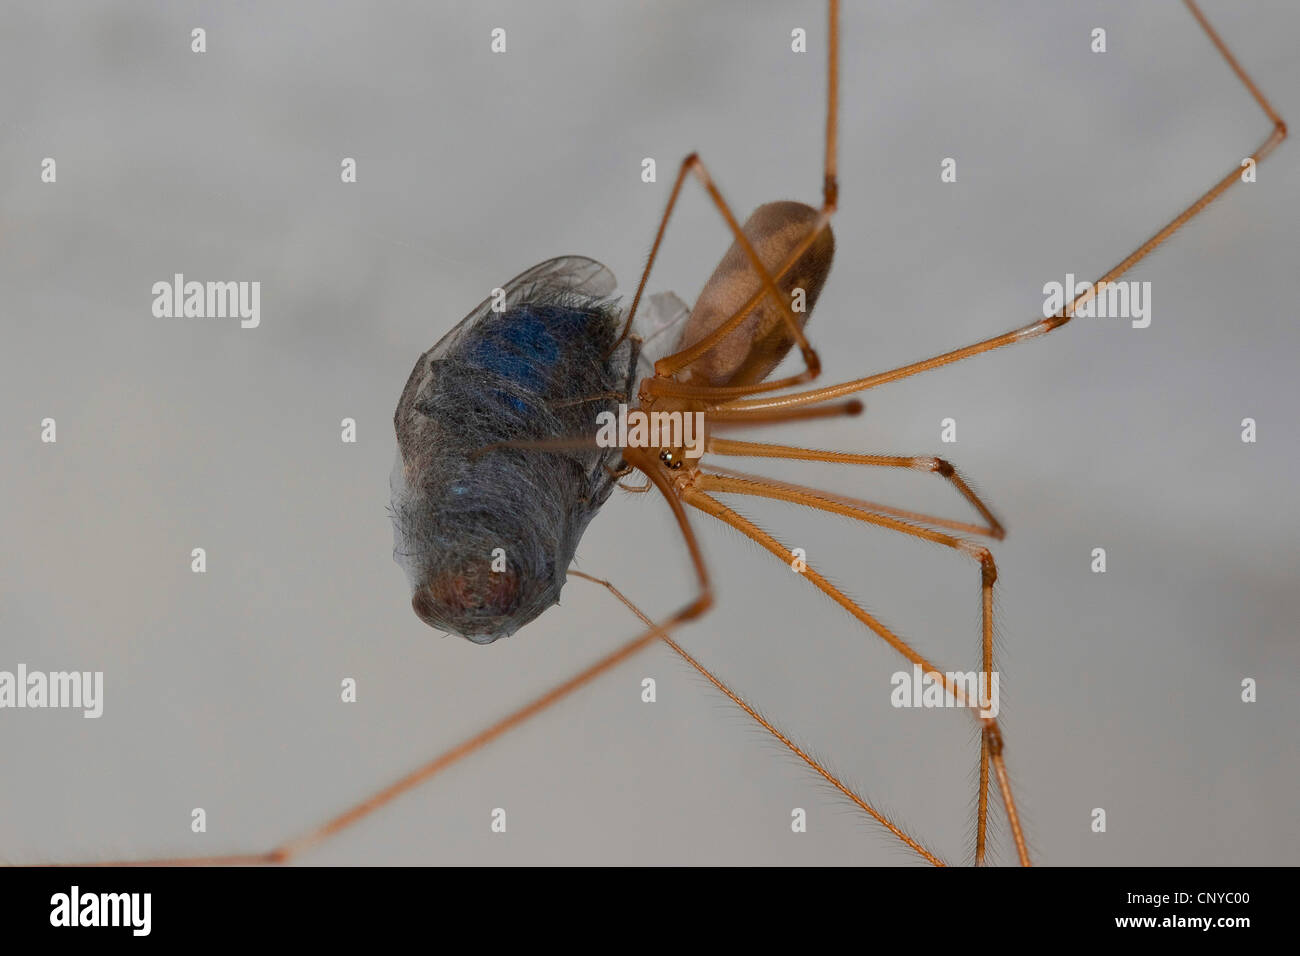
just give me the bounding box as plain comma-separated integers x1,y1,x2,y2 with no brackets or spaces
675,201,834,388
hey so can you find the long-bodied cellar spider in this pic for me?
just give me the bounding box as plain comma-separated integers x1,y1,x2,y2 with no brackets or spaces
5,0,1294,868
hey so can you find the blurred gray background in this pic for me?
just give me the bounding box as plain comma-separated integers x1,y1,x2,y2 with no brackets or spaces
2,1,1297,866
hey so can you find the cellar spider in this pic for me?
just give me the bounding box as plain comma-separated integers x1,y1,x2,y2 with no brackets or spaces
23,0,1286,866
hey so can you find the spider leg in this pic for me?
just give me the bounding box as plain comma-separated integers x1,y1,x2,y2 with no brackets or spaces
569,570,945,865
683,479,1029,865
713,0,1285,416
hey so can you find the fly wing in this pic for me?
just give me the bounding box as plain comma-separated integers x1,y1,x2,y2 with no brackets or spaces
427,256,618,360
636,290,692,377
396,256,620,479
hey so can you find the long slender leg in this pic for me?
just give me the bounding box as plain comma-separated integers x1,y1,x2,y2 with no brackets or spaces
822,0,840,211
698,471,990,570
570,571,945,865
702,476,1024,868
644,204,830,391
705,462,996,541
613,0,842,395
548,391,628,410
60,630,677,866
480,395,867,459
705,398,862,425
46,465,713,866
682,481,1030,865
479,398,869,462
716,0,1286,416
617,153,824,396
58,619,695,866
651,0,841,387
707,437,1005,538
694,470,1024,863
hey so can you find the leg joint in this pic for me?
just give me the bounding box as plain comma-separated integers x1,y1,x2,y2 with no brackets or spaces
982,719,1003,756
